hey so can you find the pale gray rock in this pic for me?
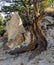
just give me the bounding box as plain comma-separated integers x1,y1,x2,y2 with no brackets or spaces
45,16,54,24
6,12,26,41
6,12,31,50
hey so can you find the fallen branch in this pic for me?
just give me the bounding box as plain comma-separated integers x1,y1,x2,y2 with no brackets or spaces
44,7,54,14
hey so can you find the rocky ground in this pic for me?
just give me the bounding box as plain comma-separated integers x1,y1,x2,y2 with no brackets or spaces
0,16,54,65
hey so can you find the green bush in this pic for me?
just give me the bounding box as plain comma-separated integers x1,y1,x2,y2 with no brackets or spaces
0,25,5,36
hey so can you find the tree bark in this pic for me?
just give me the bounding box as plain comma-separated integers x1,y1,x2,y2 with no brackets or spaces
33,0,47,51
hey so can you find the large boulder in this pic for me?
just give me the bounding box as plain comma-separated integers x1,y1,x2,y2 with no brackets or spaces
6,12,26,41
6,12,31,50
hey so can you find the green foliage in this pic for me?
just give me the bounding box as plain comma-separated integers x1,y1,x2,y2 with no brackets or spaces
5,15,11,21
0,15,6,36
0,25,5,36
0,25,5,32
39,0,51,11
16,0,33,24
0,15,3,25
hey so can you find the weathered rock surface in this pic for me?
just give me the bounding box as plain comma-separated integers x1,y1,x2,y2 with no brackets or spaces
6,12,31,51
45,16,54,24
6,12,25,41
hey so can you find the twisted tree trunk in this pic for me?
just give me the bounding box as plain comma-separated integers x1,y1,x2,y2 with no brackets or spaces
33,0,47,50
